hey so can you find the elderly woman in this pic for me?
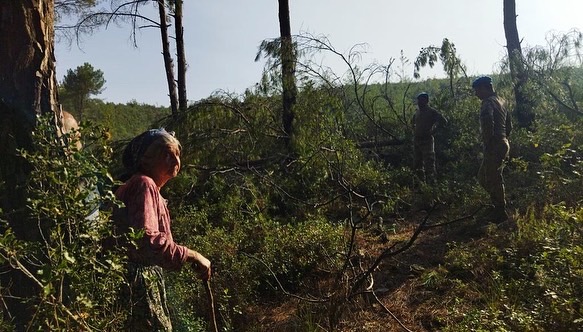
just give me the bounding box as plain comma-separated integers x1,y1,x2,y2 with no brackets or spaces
114,128,211,331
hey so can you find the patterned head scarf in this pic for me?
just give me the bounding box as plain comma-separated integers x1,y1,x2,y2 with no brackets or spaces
122,128,173,175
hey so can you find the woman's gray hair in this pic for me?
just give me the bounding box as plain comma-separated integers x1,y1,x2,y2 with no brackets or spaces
122,129,181,178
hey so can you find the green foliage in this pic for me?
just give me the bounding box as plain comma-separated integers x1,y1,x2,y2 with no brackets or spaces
63,99,171,141
521,29,583,117
414,38,467,82
167,205,343,330
442,204,583,331
55,0,98,19
0,114,127,330
59,62,105,121
431,38,583,330
4,29,583,331
152,67,408,328
505,110,583,209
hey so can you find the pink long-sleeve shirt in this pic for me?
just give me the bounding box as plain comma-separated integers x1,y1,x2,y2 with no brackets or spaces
115,174,188,270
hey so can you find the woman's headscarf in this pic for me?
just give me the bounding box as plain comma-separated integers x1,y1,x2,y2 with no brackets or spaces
121,128,173,178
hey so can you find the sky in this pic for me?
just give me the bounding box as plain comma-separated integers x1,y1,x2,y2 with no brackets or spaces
55,0,583,107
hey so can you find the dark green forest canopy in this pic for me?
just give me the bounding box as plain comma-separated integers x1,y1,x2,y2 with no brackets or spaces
60,98,171,141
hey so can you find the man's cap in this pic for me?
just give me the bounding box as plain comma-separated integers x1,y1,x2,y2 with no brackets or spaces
416,92,429,99
472,76,493,88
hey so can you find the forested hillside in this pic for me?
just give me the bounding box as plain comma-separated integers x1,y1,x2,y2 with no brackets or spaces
3,31,581,331
60,98,171,141
154,54,583,331
1,1,582,331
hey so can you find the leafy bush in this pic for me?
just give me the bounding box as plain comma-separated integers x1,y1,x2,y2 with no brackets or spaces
441,204,583,331
3,30,582,331
0,115,126,330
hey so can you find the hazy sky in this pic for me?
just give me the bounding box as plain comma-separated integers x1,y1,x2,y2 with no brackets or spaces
55,0,583,106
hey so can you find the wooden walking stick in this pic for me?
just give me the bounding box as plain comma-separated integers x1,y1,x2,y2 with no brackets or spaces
204,279,219,332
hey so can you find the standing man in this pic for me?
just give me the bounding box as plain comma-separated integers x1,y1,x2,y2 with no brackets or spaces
412,92,448,183
472,76,512,223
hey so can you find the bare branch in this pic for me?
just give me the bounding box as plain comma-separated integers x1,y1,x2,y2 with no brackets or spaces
371,289,414,332
240,252,329,303
350,205,437,295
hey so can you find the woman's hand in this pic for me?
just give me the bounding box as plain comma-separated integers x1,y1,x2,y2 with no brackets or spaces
188,249,212,281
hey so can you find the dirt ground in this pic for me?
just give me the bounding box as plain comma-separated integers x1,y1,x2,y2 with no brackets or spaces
244,204,510,331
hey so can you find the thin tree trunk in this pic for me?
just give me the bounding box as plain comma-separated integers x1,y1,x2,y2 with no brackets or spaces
75,95,85,122
278,0,297,148
158,0,179,117
503,0,534,128
174,0,188,113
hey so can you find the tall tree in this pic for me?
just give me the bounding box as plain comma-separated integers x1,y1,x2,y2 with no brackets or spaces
68,1,189,113
157,0,187,116
157,0,179,116
174,0,188,113
0,0,60,328
503,0,535,128
0,0,60,234
278,0,297,148
60,62,105,122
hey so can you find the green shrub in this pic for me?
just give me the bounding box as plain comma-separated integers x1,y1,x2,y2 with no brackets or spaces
443,204,583,331
0,115,127,330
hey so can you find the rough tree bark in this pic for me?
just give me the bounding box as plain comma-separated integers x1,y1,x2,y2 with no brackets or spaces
0,0,61,235
157,0,179,117
0,0,60,327
278,0,297,148
503,0,535,128
0,0,59,128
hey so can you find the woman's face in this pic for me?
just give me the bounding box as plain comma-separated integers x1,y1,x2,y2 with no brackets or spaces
151,144,181,185
163,144,181,179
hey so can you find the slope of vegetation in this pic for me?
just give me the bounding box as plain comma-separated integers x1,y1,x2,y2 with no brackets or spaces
1,32,582,331
157,33,583,330
61,98,172,141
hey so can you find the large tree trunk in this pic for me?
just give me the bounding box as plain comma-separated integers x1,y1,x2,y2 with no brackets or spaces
0,0,59,236
503,0,535,129
278,0,297,148
0,0,59,328
158,0,179,117
174,0,188,113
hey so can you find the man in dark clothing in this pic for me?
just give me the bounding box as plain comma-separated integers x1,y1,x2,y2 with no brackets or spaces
412,92,447,183
472,76,512,223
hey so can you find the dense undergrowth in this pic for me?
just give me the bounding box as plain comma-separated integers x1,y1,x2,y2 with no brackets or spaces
1,31,582,331
442,205,583,331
